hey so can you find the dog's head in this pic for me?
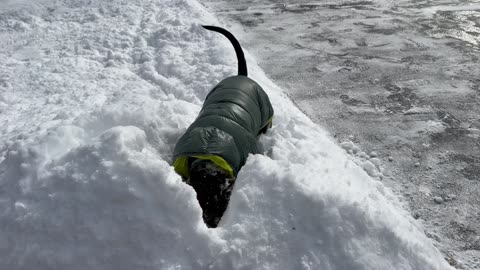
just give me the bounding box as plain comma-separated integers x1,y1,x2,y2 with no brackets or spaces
188,159,235,227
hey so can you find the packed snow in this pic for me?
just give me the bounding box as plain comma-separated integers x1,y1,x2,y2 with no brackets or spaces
0,0,453,269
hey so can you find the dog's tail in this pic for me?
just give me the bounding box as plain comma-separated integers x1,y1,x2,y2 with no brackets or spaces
202,25,248,77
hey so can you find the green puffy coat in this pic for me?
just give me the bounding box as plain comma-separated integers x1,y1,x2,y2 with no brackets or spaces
173,75,274,178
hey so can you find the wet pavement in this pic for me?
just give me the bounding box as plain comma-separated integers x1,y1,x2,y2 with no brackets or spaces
202,0,480,268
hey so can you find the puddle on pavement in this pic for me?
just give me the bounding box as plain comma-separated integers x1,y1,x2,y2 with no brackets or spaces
271,1,375,14
416,9,480,47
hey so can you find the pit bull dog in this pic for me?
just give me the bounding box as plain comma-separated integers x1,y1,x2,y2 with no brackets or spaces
173,26,274,227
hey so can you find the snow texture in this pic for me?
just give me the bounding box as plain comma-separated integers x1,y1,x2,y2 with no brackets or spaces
0,0,452,269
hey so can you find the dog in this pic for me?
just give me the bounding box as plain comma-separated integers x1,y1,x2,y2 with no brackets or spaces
173,25,274,227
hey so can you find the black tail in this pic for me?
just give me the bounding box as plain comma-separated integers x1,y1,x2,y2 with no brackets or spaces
202,25,248,77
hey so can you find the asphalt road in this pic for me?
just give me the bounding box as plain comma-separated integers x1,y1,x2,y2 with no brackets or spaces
202,0,480,268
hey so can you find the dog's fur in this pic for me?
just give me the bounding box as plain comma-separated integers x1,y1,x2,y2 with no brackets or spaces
173,26,273,227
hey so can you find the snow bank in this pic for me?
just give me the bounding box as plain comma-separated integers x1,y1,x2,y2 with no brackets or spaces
0,0,452,269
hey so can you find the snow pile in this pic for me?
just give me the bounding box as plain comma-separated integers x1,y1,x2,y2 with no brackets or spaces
340,140,384,179
0,0,452,269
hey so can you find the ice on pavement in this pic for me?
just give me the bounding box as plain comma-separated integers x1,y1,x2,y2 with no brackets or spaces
0,0,452,269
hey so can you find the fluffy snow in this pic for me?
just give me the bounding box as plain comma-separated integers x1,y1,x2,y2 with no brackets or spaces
0,0,452,269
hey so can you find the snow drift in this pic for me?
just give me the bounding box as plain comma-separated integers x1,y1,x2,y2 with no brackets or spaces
0,0,452,269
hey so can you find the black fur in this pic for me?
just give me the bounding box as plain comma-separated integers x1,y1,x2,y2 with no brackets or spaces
188,159,234,227
202,25,248,76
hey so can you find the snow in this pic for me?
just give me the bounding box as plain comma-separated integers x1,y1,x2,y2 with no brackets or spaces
0,0,453,269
